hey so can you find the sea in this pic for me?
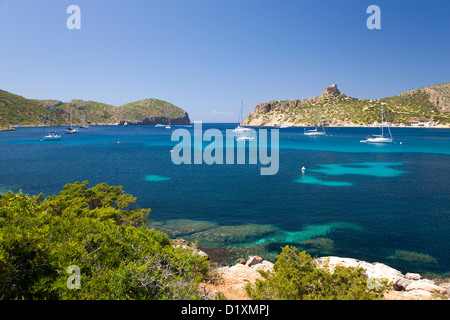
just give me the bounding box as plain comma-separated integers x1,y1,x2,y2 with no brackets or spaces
1,124,449,277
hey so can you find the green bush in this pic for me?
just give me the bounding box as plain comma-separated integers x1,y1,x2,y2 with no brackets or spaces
0,181,210,300
245,246,388,300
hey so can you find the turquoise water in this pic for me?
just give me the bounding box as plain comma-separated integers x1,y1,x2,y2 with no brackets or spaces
295,175,354,187
308,162,407,177
1,125,449,275
145,175,171,182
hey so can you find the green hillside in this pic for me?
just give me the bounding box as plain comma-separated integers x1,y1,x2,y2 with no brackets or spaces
0,90,190,127
119,99,188,123
242,82,450,127
0,90,50,126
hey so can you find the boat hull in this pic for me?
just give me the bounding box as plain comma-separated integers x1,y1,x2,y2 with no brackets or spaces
361,138,393,143
65,128,79,134
304,131,326,136
41,135,61,141
236,136,254,143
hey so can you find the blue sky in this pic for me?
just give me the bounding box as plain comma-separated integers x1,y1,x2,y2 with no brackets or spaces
0,0,449,122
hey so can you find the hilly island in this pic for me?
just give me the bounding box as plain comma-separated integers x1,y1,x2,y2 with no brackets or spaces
1,82,450,130
0,90,190,129
242,82,450,128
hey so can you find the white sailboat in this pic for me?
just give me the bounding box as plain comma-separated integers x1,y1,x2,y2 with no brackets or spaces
42,131,62,141
233,100,251,133
236,135,255,143
80,110,89,129
304,104,326,136
234,101,254,142
165,118,171,129
65,103,79,134
360,103,393,143
41,107,61,141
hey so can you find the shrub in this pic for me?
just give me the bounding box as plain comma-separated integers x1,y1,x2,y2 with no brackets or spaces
0,182,210,300
245,246,387,300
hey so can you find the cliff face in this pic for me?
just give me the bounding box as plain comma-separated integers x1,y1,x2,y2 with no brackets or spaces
242,83,450,127
404,83,450,113
0,90,191,126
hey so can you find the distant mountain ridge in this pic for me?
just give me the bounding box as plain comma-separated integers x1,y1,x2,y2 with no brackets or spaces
0,90,190,127
242,82,450,127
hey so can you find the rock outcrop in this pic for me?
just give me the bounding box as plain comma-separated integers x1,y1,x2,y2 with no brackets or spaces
202,256,275,300
203,254,449,300
0,126,15,132
314,256,448,300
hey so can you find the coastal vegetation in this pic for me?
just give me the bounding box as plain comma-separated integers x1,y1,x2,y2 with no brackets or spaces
1,182,395,300
0,181,209,299
0,89,190,127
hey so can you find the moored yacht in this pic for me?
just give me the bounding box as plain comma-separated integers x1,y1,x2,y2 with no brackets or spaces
304,104,326,136
360,103,393,143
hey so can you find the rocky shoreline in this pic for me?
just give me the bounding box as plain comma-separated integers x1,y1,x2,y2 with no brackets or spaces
0,126,15,132
208,254,449,300
175,240,450,300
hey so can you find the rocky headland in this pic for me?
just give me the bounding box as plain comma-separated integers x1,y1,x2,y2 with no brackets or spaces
242,82,450,127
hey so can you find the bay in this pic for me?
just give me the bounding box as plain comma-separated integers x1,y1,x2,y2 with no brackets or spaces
1,124,448,276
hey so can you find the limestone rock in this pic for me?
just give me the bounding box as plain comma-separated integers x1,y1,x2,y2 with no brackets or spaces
252,260,274,272
405,272,421,280
386,289,435,300
406,280,447,295
393,277,413,291
439,282,450,298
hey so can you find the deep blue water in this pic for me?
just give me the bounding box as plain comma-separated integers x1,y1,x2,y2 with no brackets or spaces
1,124,449,276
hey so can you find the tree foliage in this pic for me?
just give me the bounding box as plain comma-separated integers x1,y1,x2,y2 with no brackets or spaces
245,246,388,300
0,181,210,300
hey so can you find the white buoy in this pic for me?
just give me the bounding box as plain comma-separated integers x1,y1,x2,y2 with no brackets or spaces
302,166,305,174
400,142,402,145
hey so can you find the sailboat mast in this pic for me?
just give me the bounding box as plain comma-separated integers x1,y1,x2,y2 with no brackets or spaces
381,103,384,137
315,104,318,129
240,100,243,125
66,102,69,128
